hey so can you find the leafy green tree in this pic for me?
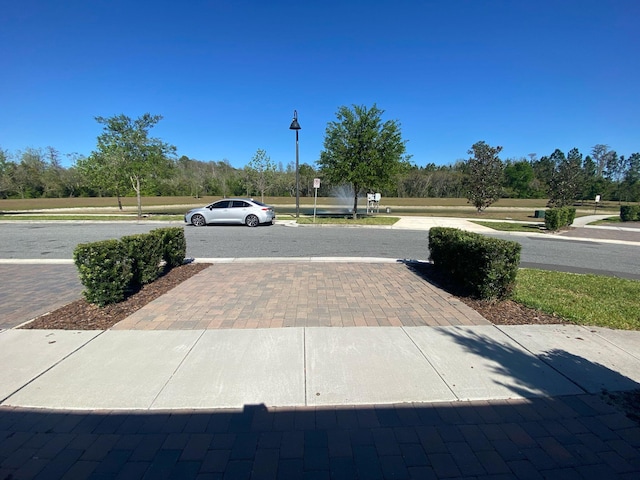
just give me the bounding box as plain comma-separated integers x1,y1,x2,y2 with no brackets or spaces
91,114,176,217
503,159,535,198
463,141,504,212
621,153,640,202
298,163,317,197
531,155,555,196
0,148,15,198
318,104,409,218
548,148,583,207
42,147,68,198
591,144,611,178
75,150,129,204
245,149,276,201
15,148,47,198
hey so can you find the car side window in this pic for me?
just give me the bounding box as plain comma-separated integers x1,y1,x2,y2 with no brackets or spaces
232,201,249,208
211,201,230,209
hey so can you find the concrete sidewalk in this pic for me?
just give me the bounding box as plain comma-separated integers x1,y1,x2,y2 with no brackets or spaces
2,324,640,411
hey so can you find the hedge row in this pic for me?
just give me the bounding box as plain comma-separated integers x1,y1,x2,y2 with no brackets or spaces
620,205,640,222
73,227,186,307
428,227,521,300
545,207,576,231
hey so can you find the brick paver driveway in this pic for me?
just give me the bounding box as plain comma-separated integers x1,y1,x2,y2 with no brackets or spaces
113,262,489,330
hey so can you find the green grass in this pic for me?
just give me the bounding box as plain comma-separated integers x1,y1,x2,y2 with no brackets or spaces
296,216,400,225
514,268,640,330
470,221,544,232
590,216,621,225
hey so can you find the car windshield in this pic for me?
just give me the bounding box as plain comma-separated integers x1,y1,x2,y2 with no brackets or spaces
251,200,267,206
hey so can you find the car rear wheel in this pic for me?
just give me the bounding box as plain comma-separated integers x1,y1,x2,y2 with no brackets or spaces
191,214,206,227
245,214,259,227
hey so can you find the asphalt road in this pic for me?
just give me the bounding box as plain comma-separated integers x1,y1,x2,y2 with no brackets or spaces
0,222,638,280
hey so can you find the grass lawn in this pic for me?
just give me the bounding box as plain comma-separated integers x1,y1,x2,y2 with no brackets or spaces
591,216,621,225
469,221,545,232
0,214,183,221
514,268,640,330
296,216,399,225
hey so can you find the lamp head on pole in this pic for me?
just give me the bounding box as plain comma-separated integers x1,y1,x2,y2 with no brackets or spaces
289,110,301,130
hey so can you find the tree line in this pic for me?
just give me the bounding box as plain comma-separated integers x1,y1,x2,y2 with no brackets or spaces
1,110,639,209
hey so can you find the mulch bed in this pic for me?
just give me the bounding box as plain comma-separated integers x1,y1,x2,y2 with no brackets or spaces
19,263,211,330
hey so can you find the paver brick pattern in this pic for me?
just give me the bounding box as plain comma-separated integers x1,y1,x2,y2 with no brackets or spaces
113,262,489,330
0,264,82,329
1,394,639,479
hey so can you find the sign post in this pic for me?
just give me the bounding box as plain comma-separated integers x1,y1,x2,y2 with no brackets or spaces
313,178,321,222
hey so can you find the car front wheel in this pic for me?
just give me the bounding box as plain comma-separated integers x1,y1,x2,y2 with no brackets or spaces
245,214,259,227
191,214,206,227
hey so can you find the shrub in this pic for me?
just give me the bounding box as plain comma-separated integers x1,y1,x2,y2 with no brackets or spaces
73,240,133,306
428,227,521,299
152,227,186,268
620,205,640,222
73,228,186,307
121,233,163,289
545,207,576,231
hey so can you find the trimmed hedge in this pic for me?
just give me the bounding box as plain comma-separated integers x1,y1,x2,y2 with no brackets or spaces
73,227,186,307
428,227,521,300
545,207,576,231
153,227,187,268
620,205,640,222
121,233,164,288
73,239,133,307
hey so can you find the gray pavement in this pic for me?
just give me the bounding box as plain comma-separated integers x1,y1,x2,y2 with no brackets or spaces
2,324,640,411
1,216,639,478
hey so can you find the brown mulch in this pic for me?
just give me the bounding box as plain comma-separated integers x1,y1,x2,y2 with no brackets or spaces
19,263,211,330
459,297,564,325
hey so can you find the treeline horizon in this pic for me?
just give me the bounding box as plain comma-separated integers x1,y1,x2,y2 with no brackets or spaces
1,144,639,203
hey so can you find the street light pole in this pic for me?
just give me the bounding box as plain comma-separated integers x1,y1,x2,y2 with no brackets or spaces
289,110,301,218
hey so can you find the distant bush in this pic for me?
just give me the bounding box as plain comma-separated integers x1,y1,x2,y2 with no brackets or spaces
428,227,521,300
620,205,640,222
545,207,576,231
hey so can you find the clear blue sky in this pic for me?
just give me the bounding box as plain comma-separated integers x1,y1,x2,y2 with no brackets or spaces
2,0,639,169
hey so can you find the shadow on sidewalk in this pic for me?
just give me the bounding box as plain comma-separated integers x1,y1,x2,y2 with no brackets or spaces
2,394,640,479
434,326,640,398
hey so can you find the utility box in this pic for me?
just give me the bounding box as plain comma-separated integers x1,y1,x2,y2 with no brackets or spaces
534,210,546,219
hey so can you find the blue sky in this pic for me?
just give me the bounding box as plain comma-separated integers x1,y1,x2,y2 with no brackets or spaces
2,0,639,169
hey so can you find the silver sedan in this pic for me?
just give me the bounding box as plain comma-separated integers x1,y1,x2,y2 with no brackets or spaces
184,198,276,227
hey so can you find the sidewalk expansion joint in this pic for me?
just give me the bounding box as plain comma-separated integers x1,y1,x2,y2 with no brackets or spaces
492,324,589,395
0,330,106,404
400,326,460,401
